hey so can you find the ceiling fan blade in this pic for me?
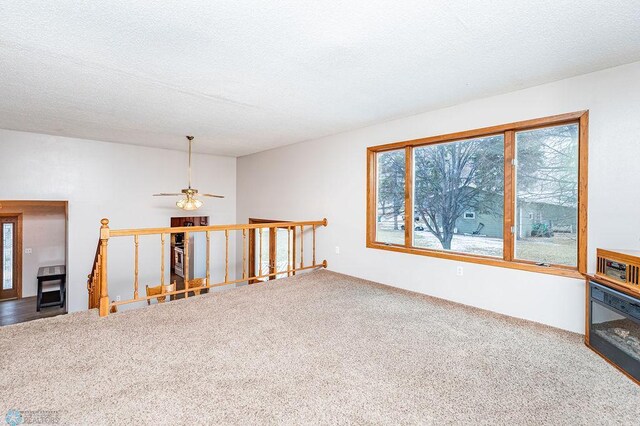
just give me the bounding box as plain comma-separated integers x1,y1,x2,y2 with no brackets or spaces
153,193,183,197
199,193,225,198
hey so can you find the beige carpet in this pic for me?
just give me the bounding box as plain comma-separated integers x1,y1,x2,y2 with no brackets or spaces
1,270,639,425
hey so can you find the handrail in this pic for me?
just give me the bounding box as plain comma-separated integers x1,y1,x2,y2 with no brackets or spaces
86,239,102,309
89,218,328,316
108,219,327,237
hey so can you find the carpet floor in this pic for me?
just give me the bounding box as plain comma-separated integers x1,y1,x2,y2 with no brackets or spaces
1,270,639,425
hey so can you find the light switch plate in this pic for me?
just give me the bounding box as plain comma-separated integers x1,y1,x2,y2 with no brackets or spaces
25,248,33,254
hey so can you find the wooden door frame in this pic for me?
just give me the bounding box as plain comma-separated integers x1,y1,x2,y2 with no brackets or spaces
248,218,296,284
0,213,23,300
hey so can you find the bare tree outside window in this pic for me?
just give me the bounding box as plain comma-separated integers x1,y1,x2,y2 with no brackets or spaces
376,149,405,244
413,135,504,256
515,124,579,266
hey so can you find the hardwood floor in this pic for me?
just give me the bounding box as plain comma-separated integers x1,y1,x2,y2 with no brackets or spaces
170,272,208,300
0,297,66,326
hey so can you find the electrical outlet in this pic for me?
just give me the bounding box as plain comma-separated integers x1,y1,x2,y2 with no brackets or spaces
24,248,33,254
335,246,340,254
115,295,121,302
456,266,464,276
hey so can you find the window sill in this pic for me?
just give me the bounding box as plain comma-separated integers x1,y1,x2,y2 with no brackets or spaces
366,241,585,280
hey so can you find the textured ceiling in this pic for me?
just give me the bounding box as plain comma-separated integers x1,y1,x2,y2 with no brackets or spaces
1,1,639,157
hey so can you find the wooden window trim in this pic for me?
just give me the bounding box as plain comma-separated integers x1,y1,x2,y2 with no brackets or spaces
366,111,588,280
404,146,413,247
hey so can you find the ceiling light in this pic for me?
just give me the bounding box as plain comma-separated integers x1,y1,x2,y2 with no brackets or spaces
153,136,224,211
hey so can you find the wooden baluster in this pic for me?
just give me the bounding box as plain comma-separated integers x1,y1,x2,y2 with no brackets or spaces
184,231,190,298
134,235,139,299
95,255,101,309
242,228,247,280
87,274,92,309
259,227,263,277
99,218,110,317
97,258,101,308
300,225,304,269
206,231,210,286
160,234,165,286
312,224,316,266
291,226,296,277
287,226,291,276
224,229,229,283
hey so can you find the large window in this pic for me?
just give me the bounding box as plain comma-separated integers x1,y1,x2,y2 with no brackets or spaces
367,111,588,277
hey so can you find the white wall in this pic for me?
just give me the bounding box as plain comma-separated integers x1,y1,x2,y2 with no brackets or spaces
237,61,640,334
0,130,237,312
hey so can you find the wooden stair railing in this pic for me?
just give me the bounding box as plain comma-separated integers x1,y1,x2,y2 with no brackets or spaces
88,218,328,316
87,218,110,313
87,238,102,310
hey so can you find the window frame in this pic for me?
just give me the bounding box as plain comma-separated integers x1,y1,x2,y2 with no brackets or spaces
366,111,588,279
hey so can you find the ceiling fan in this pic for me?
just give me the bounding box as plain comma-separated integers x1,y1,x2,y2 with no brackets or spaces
153,136,224,211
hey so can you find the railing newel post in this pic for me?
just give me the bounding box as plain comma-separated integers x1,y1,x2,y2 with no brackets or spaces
99,218,110,317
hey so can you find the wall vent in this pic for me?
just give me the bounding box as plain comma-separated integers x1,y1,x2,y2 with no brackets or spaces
596,256,606,274
628,264,639,286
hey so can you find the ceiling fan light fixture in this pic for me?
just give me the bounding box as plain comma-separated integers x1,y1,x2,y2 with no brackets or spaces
154,136,223,210
176,197,202,211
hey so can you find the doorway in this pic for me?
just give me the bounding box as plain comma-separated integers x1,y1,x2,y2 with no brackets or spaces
0,215,22,300
248,218,295,284
170,216,209,299
0,201,68,326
